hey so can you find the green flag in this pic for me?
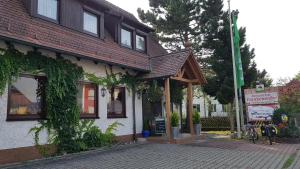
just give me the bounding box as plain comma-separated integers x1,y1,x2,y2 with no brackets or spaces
233,15,244,89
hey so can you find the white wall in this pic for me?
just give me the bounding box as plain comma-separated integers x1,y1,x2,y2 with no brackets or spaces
0,41,143,150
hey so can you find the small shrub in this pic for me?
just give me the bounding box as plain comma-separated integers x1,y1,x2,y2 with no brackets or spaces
171,112,179,127
193,111,200,124
82,126,102,148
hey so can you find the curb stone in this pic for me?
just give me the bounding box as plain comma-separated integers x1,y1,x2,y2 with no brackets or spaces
0,142,147,169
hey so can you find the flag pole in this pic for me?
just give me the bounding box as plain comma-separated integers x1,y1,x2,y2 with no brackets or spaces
228,0,241,138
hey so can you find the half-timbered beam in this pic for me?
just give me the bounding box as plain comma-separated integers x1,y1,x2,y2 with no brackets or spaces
171,76,198,84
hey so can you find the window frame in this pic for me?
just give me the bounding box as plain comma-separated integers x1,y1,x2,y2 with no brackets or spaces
135,33,147,53
107,86,127,119
119,23,148,53
120,27,133,49
83,10,99,37
35,0,60,24
78,81,99,119
6,74,47,121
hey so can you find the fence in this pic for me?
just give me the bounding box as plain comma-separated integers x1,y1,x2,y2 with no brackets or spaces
201,117,234,131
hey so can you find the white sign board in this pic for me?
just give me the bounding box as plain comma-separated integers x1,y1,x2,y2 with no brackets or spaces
245,92,278,105
248,104,280,121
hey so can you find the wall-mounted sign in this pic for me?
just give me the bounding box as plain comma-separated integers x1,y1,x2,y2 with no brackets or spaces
256,84,265,92
248,104,280,121
245,92,279,105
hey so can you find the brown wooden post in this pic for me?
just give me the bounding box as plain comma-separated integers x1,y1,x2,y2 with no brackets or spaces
164,78,172,142
187,82,194,135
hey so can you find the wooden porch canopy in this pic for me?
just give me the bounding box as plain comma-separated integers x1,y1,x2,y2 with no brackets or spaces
144,50,207,142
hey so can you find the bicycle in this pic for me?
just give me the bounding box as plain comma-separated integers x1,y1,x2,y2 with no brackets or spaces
261,123,277,145
245,124,258,144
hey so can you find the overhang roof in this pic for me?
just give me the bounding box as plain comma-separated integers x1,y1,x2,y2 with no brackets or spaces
144,50,207,85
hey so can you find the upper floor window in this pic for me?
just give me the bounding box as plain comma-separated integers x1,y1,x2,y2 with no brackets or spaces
37,0,58,21
83,11,98,35
7,75,47,121
136,34,146,52
121,28,132,49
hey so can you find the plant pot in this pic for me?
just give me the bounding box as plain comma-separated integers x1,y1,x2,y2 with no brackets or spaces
142,130,150,138
194,124,201,136
172,127,179,139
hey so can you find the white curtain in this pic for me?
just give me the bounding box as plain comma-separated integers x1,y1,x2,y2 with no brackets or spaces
38,0,58,20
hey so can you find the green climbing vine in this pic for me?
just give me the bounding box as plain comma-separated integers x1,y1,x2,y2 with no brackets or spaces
0,44,84,153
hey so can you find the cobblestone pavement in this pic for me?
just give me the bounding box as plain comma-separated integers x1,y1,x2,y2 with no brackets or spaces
5,140,300,169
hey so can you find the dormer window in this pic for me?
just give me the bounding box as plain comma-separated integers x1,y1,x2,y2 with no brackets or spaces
136,34,146,52
37,0,58,21
121,28,133,49
83,11,99,36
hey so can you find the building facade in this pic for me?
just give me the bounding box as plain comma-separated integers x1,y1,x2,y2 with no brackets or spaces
0,0,206,164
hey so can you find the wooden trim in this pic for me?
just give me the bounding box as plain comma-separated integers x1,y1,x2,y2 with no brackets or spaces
170,76,198,83
164,78,172,142
187,82,194,135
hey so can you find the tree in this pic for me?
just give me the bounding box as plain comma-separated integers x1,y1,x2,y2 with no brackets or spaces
137,0,201,52
254,69,273,87
295,71,300,80
200,1,272,104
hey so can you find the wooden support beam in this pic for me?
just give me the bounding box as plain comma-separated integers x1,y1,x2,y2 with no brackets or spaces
164,78,172,142
171,77,198,84
187,82,194,135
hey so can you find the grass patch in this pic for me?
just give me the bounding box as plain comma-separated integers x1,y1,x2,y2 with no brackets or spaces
282,153,296,169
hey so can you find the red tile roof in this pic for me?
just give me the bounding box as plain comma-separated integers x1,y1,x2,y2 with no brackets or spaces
0,0,150,71
145,50,191,79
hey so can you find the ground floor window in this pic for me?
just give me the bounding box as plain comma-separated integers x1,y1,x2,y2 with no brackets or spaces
193,104,201,113
77,82,98,118
7,74,47,121
107,87,126,118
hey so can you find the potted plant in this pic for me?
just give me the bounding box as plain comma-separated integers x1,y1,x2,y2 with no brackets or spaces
171,112,180,139
142,120,150,138
193,111,201,136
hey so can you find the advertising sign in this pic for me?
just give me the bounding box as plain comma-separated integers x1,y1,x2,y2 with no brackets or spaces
245,92,278,105
248,104,280,121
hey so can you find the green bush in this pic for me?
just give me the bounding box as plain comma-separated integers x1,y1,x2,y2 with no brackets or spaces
193,111,201,124
171,112,179,127
82,126,102,148
273,108,288,125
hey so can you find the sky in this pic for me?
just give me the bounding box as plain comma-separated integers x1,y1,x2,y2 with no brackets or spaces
107,0,300,83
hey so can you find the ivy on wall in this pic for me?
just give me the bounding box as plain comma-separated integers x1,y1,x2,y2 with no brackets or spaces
0,44,84,153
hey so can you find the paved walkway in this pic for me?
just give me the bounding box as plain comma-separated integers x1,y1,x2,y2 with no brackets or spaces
4,140,300,169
